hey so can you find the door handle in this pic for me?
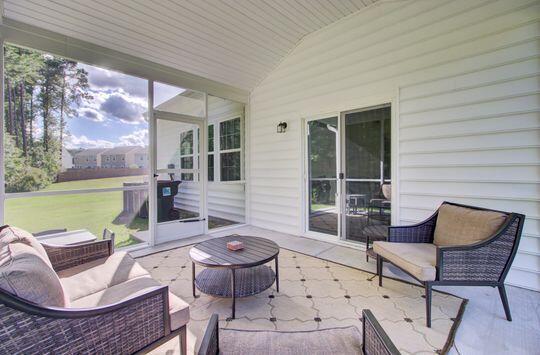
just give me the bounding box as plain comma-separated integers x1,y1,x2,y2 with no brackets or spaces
179,218,206,223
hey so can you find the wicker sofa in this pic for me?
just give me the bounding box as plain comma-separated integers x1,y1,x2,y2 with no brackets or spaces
374,201,525,327
198,310,399,355
0,225,189,354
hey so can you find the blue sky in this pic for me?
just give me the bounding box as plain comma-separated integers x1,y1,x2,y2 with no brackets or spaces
65,64,183,149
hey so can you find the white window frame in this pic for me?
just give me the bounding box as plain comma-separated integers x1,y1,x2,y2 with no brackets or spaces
216,116,243,183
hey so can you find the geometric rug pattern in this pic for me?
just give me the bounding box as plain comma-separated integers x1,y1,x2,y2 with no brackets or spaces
137,245,466,354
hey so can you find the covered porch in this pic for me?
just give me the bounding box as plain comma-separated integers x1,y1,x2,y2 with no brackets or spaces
0,0,539,354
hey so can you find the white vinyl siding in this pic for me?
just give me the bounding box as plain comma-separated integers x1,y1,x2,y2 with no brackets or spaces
248,0,540,290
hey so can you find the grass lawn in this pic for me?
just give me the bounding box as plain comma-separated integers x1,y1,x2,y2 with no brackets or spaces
5,176,148,248
42,175,146,191
311,203,335,211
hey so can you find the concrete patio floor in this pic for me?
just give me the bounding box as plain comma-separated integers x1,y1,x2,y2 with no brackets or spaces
130,225,540,355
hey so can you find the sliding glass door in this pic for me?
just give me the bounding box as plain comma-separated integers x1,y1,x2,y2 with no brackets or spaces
307,117,339,237
343,106,391,243
305,105,391,245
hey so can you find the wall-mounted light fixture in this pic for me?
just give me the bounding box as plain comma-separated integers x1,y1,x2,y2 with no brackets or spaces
277,121,287,133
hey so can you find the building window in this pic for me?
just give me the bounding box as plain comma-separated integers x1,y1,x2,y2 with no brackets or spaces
208,154,214,182
208,124,214,181
219,118,241,181
180,130,194,181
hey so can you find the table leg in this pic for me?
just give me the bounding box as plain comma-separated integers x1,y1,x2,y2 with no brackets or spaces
275,257,279,293
231,269,236,319
192,262,197,298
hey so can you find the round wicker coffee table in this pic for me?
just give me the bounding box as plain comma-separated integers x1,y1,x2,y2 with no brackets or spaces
189,235,279,319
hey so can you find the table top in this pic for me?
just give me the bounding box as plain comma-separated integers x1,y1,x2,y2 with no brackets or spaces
190,235,279,268
36,229,98,246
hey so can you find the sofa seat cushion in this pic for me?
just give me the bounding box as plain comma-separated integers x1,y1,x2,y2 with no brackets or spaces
70,276,190,331
374,242,437,281
0,242,67,307
434,204,507,246
58,251,150,302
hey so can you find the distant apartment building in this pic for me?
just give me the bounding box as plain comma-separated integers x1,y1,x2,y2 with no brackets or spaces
61,147,73,171
133,147,149,169
72,146,148,169
101,146,146,168
73,148,108,169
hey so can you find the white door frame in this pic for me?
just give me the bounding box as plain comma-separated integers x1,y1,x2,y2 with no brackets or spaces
149,92,208,245
303,113,341,243
339,103,392,242
302,100,397,246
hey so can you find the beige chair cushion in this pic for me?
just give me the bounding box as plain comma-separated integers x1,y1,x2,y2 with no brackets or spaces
0,242,67,306
434,204,507,247
374,242,437,281
58,251,150,302
0,225,52,267
70,275,190,331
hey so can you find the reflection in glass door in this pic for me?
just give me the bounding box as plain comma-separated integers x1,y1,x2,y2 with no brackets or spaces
343,106,391,245
307,117,339,236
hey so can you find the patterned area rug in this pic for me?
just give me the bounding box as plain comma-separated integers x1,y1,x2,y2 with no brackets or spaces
139,246,466,354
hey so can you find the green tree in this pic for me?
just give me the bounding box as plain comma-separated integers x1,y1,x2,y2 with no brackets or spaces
4,45,43,155
3,44,91,192
58,61,92,155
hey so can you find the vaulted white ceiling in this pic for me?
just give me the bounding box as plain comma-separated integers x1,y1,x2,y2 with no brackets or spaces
3,0,379,91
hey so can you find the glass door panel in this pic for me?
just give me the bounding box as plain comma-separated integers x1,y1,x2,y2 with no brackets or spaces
307,117,339,236
154,115,204,243
344,106,391,244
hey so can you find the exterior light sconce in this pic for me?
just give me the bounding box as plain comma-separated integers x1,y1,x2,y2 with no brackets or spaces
277,121,287,133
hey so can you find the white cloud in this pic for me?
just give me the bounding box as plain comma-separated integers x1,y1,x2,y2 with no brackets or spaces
65,135,115,149
119,129,148,147
80,108,105,122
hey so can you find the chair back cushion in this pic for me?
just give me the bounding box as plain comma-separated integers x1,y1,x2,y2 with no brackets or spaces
0,226,67,307
433,204,507,246
382,184,391,201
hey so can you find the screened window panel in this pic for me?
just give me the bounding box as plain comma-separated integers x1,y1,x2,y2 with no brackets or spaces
208,154,214,181
180,131,193,155
220,152,241,181
220,118,241,151
208,125,214,152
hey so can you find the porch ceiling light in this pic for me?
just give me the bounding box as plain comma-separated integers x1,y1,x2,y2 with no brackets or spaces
277,121,288,133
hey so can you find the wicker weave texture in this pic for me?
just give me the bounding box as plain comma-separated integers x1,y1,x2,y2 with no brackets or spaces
195,265,276,298
363,315,393,355
0,293,166,354
44,240,111,272
388,213,437,243
439,217,520,282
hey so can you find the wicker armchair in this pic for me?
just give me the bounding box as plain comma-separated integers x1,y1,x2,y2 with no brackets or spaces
0,236,188,354
198,310,399,355
375,201,525,327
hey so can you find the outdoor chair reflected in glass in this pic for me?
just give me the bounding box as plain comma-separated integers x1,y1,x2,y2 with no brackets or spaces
363,183,392,261
375,201,525,327
198,310,399,355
